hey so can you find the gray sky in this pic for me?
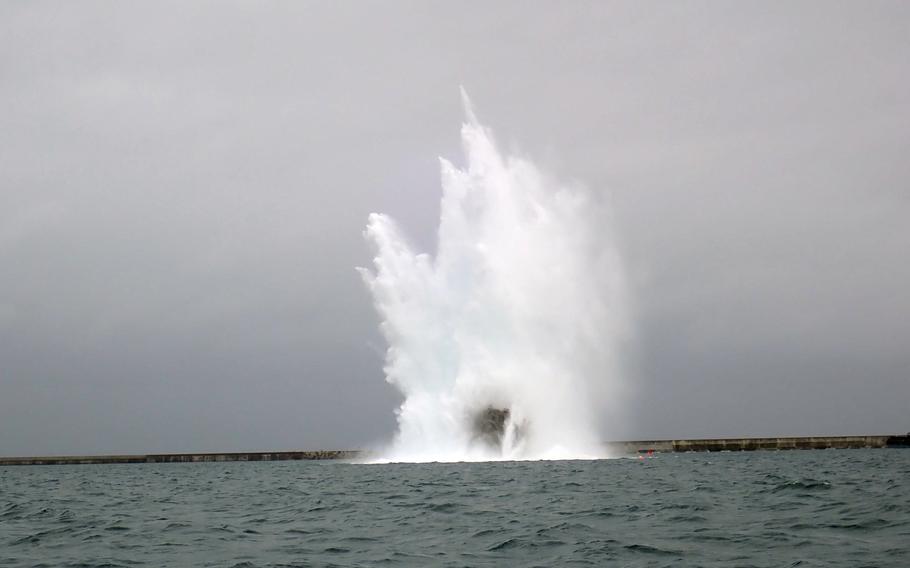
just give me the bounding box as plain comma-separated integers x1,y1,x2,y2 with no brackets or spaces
1,2,908,455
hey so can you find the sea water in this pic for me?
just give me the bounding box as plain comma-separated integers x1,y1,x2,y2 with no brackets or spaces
2,449,908,567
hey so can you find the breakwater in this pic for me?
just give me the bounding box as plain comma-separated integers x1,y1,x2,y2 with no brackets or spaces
1,436,907,466
0,450,359,466
606,435,910,455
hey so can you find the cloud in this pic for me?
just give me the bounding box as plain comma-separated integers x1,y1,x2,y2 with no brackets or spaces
0,2,908,454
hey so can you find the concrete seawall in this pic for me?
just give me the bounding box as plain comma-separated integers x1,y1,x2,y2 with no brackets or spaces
606,435,910,455
0,450,359,466
1,436,907,466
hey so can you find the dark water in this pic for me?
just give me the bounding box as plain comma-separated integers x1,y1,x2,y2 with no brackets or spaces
2,449,908,567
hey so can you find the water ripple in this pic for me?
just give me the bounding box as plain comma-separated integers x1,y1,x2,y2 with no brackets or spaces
0,450,907,566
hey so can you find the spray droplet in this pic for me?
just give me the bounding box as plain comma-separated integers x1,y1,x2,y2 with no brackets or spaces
358,91,628,462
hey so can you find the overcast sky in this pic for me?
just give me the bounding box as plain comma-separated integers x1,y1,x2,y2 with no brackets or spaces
1,2,908,455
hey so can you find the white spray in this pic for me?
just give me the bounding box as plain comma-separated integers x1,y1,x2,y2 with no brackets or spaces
358,91,627,461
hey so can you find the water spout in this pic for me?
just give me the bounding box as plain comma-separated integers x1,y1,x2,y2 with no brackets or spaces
358,92,628,462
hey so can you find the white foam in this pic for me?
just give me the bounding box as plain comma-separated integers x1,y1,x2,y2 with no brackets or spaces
358,91,628,462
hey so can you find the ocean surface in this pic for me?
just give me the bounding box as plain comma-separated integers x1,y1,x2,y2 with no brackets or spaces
1,449,908,567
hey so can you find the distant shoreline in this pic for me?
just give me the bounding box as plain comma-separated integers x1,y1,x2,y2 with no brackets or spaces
2,435,908,466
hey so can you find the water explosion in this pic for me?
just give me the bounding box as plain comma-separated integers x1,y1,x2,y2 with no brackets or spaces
359,92,628,462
